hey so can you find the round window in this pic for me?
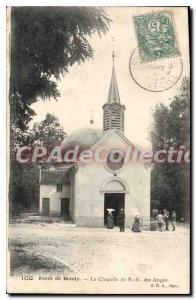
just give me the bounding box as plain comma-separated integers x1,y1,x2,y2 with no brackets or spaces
106,150,124,172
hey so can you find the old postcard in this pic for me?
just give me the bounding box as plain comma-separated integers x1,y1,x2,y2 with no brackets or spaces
7,6,190,294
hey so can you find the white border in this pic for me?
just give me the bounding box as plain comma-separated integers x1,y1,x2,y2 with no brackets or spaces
0,1,194,299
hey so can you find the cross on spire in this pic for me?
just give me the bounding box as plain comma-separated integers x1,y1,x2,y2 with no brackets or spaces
112,37,115,65
107,38,120,104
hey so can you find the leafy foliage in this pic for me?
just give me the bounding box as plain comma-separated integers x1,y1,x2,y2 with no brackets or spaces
10,7,111,129
31,113,67,148
9,7,111,214
10,114,67,215
150,78,190,221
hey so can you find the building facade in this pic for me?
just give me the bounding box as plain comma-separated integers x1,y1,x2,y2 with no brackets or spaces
39,56,151,228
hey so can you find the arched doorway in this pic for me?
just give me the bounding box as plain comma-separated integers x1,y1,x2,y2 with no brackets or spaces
101,178,128,226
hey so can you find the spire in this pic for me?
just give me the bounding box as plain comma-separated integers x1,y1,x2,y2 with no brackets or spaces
102,39,125,132
107,41,121,104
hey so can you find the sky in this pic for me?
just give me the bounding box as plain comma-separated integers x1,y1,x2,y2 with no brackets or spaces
30,7,190,149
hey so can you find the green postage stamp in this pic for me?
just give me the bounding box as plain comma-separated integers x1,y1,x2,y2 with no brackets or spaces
134,11,180,63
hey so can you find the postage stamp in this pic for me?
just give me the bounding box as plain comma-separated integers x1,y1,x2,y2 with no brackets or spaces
134,11,180,63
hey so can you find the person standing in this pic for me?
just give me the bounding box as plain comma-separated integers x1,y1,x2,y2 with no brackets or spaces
107,212,114,229
163,209,170,231
118,208,125,232
171,210,177,231
132,215,141,232
156,212,165,232
152,208,159,220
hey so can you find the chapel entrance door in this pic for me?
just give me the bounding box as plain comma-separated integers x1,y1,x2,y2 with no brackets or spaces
104,193,125,226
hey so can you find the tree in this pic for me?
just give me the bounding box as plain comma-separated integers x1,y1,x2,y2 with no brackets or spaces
31,113,67,148
10,114,67,215
10,7,111,130
150,77,190,221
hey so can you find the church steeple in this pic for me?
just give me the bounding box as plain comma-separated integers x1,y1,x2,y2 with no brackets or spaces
102,44,125,132
107,65,121,104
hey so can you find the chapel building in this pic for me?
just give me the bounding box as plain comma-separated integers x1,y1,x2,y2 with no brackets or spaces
39,54,151,228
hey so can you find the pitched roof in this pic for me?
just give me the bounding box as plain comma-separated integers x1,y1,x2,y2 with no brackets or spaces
107,66,121,104
40,169,71,185
61,128,106,151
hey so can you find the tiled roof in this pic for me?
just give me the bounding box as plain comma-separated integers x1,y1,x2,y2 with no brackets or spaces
40,169,71,185
61,128,106,151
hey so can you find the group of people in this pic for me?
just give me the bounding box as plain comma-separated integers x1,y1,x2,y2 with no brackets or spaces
107,208,126,232
107,209,141,232
153,208,177,232
107,208,177,232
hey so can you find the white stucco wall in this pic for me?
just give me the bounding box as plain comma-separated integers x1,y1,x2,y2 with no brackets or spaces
74,162,151,228
74,132,151,228
39,184,70,216
39,132,151,227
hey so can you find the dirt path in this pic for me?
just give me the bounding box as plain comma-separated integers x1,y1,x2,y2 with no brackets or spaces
8,223,190,293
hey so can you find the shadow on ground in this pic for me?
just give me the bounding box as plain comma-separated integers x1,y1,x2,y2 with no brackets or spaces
9,239,69,275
